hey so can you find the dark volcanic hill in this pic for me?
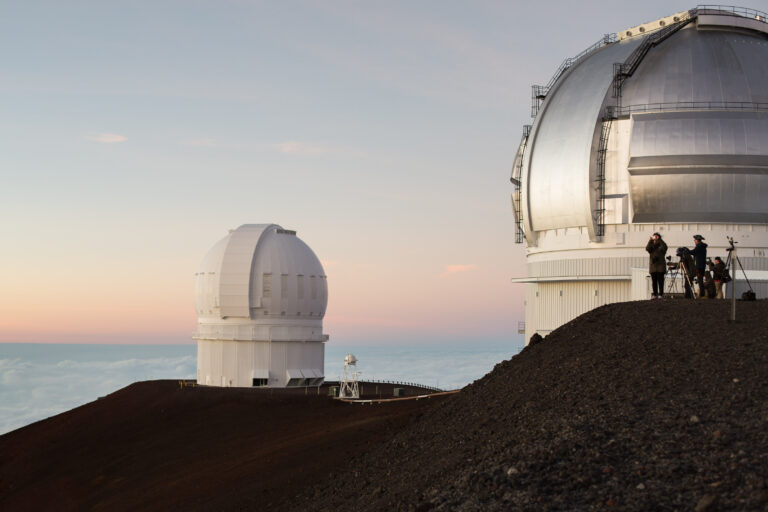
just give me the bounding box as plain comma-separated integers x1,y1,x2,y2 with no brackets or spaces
2,300,767,511
294,300,768,511
0,381,445,511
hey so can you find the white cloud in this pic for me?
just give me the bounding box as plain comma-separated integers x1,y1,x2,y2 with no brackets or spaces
182,138,218,147
85,133,127,144
275,141,365,157
440,264,476,277
0,352,195,435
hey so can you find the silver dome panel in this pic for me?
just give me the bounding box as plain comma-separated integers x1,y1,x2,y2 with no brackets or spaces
621,26,768,105
629,110,768,222
524,38,642,233
522,16,768,237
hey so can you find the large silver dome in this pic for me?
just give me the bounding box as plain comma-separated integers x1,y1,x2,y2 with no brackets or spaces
510,6,768,341
515,6,768,243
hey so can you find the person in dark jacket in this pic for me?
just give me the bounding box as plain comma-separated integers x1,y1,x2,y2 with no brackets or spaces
646,232,668,299
690,234,708,299
703,269,717,299
709,256,729,299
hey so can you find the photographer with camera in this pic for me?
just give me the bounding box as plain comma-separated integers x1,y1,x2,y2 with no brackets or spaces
646,232,668,299
690,234,708,299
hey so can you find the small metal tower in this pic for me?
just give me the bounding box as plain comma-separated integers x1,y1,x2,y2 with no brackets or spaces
338,354,360,399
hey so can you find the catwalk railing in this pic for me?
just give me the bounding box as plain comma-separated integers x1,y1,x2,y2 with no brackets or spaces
696,4,768,24
512,125,531,243
361,379,445,392
613,13,695,102
607,101,768,118
531,33,617,117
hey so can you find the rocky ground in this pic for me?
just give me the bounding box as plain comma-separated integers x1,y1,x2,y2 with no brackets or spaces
294,300,768,511
0,381,444,511
2,299,766,511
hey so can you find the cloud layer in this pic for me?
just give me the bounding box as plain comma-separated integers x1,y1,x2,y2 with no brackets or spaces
85,133,127,143
0,342,521,435
440,264,476,277
0,345,195,435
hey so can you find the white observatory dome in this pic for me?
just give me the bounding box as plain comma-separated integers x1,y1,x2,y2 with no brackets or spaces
511,6,768,341
194,224,329,388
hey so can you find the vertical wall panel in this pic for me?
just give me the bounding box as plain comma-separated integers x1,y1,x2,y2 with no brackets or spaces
526,280,631,341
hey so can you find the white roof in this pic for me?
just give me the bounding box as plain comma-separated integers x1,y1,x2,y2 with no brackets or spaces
194,224,328,322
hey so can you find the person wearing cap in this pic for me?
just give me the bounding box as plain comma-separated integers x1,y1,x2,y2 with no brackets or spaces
646,232,668,299
691,234,708,299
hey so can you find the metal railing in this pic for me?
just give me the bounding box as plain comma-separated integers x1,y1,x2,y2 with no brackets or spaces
531,33,617,117
512,125,531,244
613,12,695,101
361,379,444,392
594,120,612,237
696,4,768,23
608,101,768,118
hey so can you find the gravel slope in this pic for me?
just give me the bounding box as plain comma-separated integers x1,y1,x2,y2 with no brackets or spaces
296,300,768,511
0,381,443,511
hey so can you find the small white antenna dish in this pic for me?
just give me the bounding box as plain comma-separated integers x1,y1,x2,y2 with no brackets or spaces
339,353,360,399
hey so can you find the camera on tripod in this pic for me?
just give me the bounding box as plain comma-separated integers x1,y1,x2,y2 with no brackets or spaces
723,235,756,301
666,255,679,269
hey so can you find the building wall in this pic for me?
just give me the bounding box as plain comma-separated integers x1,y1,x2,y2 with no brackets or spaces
197,340,325,387
521,224,768,342
524,279,631,339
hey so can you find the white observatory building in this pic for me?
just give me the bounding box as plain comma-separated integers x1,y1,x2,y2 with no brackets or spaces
511,6,768,341
194,224,328,387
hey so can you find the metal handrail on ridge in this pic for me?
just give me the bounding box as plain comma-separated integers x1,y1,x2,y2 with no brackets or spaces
696,4,768,23
531,33,617,117
610,5,768,111
361,379,444,392
512,125,532,244
619,4,768,81
532,5,766,119
613,11,696,100
611,101,768,117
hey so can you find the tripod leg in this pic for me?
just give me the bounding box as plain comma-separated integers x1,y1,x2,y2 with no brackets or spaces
735,256,754,292
685,271,697,299
666,268,676,294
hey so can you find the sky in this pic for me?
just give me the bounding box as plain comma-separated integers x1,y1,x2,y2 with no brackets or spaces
0,0,701,346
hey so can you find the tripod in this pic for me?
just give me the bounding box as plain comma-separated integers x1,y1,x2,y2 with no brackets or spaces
724,236,757,322
666,256,697,298
724,237,755,299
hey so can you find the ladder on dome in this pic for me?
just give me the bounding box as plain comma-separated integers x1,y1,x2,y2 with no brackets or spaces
530,33,616,119
511,125,531,243
597,11,696,238
611,11,696,107
594,119,613,237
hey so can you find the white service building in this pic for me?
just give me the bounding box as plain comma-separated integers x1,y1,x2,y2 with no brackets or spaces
194,224,328,387
511,6,768,341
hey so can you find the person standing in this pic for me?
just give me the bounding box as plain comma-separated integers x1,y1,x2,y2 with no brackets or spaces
691,234,708,299
710,256,729,299
646,232,668,299
703,269,717,299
